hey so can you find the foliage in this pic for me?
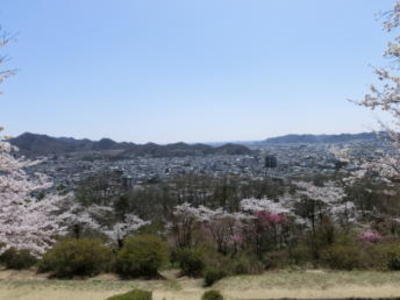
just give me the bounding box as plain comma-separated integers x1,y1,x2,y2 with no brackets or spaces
39,238,113,278
264,250,292,269
320,244,363,270
201,290,224,300
388,254,400,271
174,247,205,277
229,253,265,275
75,170,125,206
107,289,152,300
204,267,227,287
116,234,168,278
287,244,313,266
0,248,37,270
374,242,400,271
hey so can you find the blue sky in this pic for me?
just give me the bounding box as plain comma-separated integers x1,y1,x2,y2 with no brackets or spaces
0,0,395,143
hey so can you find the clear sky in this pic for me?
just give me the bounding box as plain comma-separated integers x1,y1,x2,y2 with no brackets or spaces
0,0,396,143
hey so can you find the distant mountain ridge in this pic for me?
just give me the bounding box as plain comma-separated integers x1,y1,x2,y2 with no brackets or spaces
9,132,253,157
9,132,381,157
260,132,379,144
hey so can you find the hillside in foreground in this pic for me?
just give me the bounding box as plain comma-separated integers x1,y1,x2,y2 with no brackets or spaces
1,270,399,300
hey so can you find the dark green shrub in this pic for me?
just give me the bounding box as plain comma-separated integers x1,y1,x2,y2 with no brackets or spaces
379,243,400,270
388,255,400,270
303,219,341,260
39,238,113,278
204,267,227,287
0,248,37,270
174,247,204,277
264,250,291,269
320,244,362,270
360,240,400,271
341,241,400,271
199,247,229,267
229,254,264,275
107,289,152,300
201,290,223,300
361,243,393,270
288,244,313,266
116,234,168,278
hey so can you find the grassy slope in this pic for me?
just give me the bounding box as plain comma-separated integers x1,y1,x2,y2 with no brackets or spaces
1,270,400,300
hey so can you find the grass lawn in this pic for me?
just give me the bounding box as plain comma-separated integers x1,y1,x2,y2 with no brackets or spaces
1,269,400,300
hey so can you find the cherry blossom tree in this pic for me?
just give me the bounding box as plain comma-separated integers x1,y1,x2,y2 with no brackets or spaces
358,230,383,243
351,1,400,184
294,181,357,231
330,144,400,227
239,197,292,256
169,202,207,248
103,214,150,249
0,27,66,256
327,3,400,233
0,27,15,92
0,131,66,256
58,195,149,248
199,207,248,254
57,197,103,239
240,197,292,215
330,145,398,185
359,1,400,130
170,202,248,252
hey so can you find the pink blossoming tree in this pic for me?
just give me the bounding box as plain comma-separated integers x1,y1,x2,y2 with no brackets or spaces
0,130,66,256
0,28,65,257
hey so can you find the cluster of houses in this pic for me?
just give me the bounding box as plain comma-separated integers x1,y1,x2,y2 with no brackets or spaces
27,139,385,190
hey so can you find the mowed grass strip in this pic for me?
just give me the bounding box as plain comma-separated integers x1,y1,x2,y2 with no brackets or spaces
1,270,400,300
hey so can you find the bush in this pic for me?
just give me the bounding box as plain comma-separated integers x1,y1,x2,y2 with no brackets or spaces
333,241,400,271
116,234,168,278
204,267,227,287
378,243,400,270
0,248,37,270
320,244,362,270
360,242,395,270
264,250,291,269
388,254,400,270
107,289,152,300
39,238,113,278
174,247,204,277
229,254,264,275
201,290,223,300
288,244,313,266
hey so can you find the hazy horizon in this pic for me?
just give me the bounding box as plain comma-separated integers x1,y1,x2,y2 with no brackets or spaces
13,129,378,145
1,0,394,143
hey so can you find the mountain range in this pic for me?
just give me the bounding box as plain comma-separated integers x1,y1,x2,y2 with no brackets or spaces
9,132,253,157
258,132,379,145
8,132,380,158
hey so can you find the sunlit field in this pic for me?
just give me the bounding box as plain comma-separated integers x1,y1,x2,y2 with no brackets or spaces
1,270,400,300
